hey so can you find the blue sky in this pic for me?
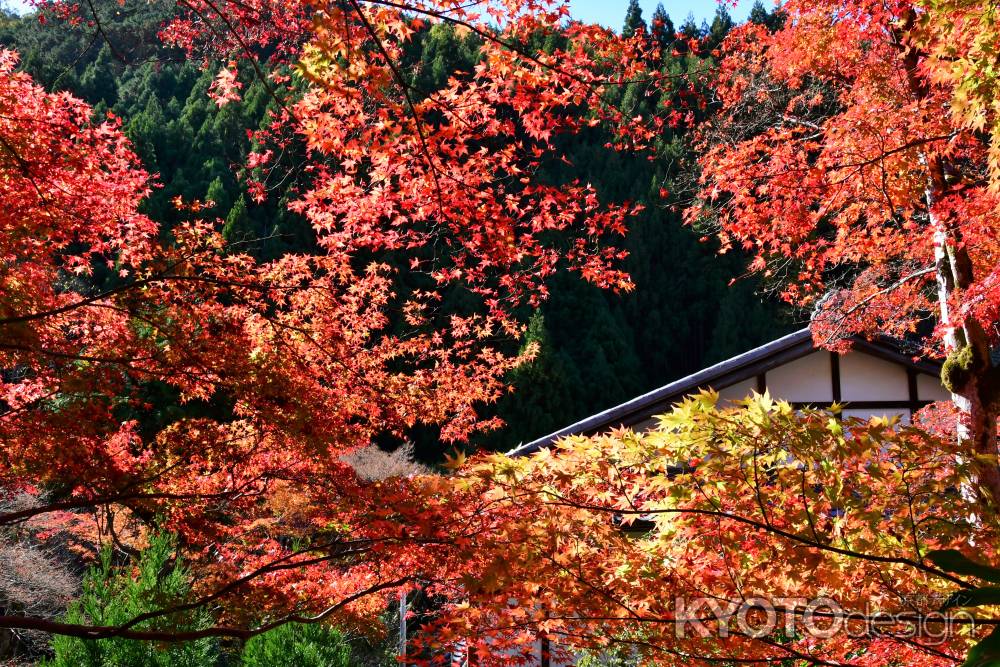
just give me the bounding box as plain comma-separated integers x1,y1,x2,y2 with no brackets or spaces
568,0,758,28
2,0,760,26
0,0,28,14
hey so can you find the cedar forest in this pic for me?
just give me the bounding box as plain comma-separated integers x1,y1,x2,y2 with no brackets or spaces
0,0,999,666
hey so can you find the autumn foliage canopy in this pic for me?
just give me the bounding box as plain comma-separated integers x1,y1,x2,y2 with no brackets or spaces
438,394,996,666
2,0,1000,666
691,0,1000,501
428,0,1000,664
0,0,666,648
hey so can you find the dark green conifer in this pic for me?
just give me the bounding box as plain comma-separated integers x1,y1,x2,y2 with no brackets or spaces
622,0,646,38
651,3,675,53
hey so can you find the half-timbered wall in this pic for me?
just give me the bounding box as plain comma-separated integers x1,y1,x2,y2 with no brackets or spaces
716,349,950,423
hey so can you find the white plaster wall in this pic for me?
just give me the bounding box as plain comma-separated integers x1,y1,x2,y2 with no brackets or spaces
916,372,951,402
764,352,833,403
840,407,911,424
717,378,758,405
838,352,909,401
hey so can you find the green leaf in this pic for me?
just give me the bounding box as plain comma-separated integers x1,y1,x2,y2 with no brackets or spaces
963,625,1000,667
927,550,1000,583
943,586,1000,609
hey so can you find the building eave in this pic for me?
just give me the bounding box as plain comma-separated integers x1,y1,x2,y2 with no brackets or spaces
507,328,942,457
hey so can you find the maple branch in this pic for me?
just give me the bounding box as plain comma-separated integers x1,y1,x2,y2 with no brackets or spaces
82,0,127,63
0,266,316,328
813,266,935,345
44,26,101,90
798,467,823,544
346,0,448,219
0,576,411,641
553,628,864,666
0,342,158,367
879,631,961,663
0,490,265,526
0,134,57,211
700,132,959,194
494,609,975,666
829,133,960,177
361,0,686,89
780,113,822,131
1,507,502,640
498,608,1000,628
540,551,646,621
107,544,375,635
537,493,972,588
176,0,296,120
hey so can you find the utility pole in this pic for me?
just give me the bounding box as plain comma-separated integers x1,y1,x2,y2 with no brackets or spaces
398,589,407,663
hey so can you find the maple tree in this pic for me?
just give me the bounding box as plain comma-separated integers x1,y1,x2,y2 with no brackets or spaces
425,393,1000,666
403,1,1000,665
912,0,1000,185
689,0,1000,504
0,0,672,651
7,0,999,665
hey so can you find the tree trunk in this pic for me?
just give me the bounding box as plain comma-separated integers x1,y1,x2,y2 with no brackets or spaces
927,158,1000,509
897,5,1000,509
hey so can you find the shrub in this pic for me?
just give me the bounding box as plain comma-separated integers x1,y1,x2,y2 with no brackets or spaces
0,538,78,660
42,534,220,667
240,622,352,667
341,442,430,482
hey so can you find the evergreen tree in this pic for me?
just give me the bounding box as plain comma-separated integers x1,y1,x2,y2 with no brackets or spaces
43,536,220,667
748,0,785,31
706,7,734,50
650,3,675,54
222,194,253,246
240,623,353,667
475,311,572,451
78,45,117,107
621,0,646,38
706,277,791,365
124,95,166,169
748,0,770,25
411,22,480,94
205,176,229,213
679,12,701,39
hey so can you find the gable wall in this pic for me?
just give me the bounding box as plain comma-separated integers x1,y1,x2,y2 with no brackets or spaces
711,348,948,425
